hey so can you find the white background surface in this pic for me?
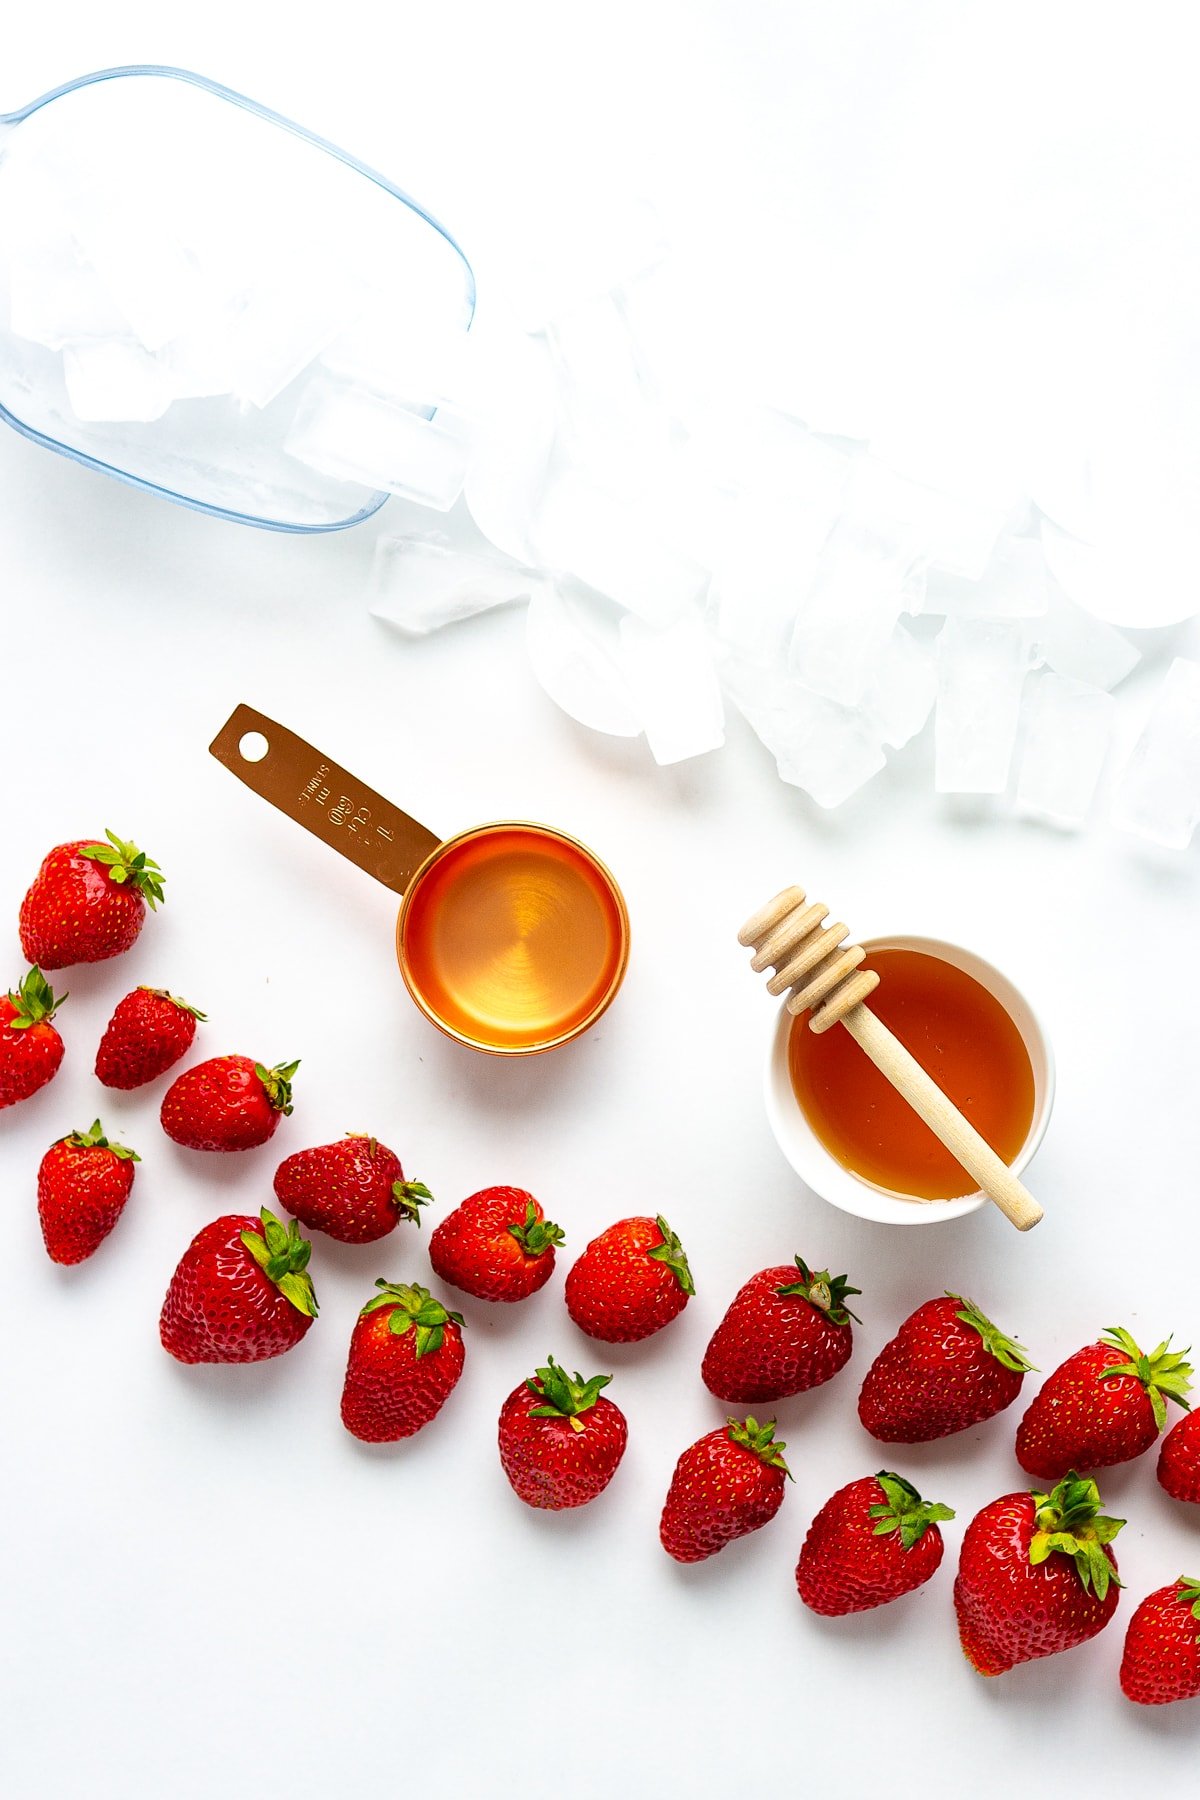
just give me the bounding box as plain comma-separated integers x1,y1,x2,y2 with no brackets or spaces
3,8,1200,1798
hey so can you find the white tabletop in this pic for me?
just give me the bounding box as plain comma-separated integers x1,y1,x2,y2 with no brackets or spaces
4,9,1200,1797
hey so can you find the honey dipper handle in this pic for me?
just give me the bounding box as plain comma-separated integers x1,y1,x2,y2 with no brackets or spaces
840,1005,1044,1232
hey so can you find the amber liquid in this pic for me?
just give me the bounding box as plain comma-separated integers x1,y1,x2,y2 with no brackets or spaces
399,825,627,1051
788,947,1035,1200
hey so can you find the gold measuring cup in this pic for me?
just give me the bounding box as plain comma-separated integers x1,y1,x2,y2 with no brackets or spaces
210,705,630,1055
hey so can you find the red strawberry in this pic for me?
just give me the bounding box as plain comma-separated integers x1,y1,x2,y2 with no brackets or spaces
1158,1410,1200,1504
340,1281,465,1442
19,831,164,968
95,987,205,1088
954,1473,1124,1675
858,1292,1033,1443
431,1186,564,1302
37,1120,140,1264
1120,1577,1200,1706
701,1255,860,1404
0,967,66,1107
796,1471,955,1616
1015,1327,1192,1480
565,1214,694,1343
498,1355,627,1509
660,1417,790,1563
161,1055,298,1152
160,1208,318,1363
274,1134,431,1244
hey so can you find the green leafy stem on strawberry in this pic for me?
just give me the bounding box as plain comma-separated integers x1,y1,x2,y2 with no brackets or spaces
241,1208,319,1318
63,1119,140,1161
362,1280,464,1357
949,1293,1036,1372
140,987,207,1020
1029,1472,1126,1601
1177,1577,1200,1637
527,1355,613,1432
728,1416,792,1476
778,1255,862,1326
868,1472,955,1549
254,1060,300,1116
80,830,166,908
508,1201,566,1257
7,965,66,1026
647,1214,695,1295
1099,1327,1193,1433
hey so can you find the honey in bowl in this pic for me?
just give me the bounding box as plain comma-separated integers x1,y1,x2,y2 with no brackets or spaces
398,824,629,1053
787,946,1036,1200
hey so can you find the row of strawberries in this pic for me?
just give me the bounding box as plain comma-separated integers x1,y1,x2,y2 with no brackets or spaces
2,833,1199,1706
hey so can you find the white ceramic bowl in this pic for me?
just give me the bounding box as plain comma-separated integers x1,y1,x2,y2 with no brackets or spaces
763,934,1056,1226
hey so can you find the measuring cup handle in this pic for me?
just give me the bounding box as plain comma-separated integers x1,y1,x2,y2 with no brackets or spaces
209,704,442,896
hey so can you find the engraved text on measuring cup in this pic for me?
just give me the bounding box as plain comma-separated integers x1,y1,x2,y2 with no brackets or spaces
298,763,332,810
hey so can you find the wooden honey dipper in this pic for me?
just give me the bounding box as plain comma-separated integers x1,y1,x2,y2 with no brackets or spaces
739,887,1044,1232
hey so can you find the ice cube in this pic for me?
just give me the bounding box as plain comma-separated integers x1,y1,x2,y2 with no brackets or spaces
62,339,173,423
685,403,855,510
525,581,641,737
320,309,471,413
368,534,541,636
863,623,937,750
1033,584,1139,691
708,496,828,667
529,471,708,627
724,658,886,808
226,274,364,411
545,291,671,478
618,615,724,765
925,533,1051,620
284,373,470,509
845,456,1006,578
934,618,1031,793
1110,658,1200,849
787,519,917,707
1014,671,1115,827
70,199,214,353
8,241,130,350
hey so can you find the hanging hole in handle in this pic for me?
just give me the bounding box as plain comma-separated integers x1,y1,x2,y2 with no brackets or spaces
238,731,270,763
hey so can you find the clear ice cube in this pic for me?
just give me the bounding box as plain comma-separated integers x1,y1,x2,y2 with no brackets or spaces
1032,584,1139,691
8,241,129,350
1014,671,1115,827
787,519,916,707
62,339,173,423
845,456,1006,578
618,615,724,765
863,622,937,750
925,533,1051,620
525,580,641,737
934,617,1031,793
708,495,830,667
283,373,470,509
529,471,708,628
368,534,541,637
544,291,671,479
724,658,886,808
70,199,213,353
1110,658,1200,849
227,275,363,410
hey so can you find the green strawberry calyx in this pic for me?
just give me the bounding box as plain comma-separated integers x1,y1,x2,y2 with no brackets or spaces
1098,1327,1193,1434
63,1119,140,1162
7,965,66,1028
527,1354,612,1433
1176,1577,1200,1639
647,1214,695,1295
779,1255,861,1326
1029,1473,1125,1601
362,1280,463,1357
140,987,207,1021
254,1060,300,1115
240,1208,318,1317
508,1200,565,1258
727,1415,791,1478
949,1293,1035,1373
391,1179,433,1225
80,830,166,909
867,1471,955,1550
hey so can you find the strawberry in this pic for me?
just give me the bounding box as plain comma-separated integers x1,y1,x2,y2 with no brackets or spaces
37,1120,140,1264
660,1417,790,1563
1158,1410,1200,1503
954,1473,1124,1675
0,967,66,1107
1120,1577,1200,1706
274,1134,431,1244
857,1292,1034,1442
95,987,205,1089
796,1472,955,1616
430,1186,564,1302
564,1214,694,1343
161,1055,298,1152
498,1355,627,1508
19,831,164,968
701,1255,860,1404
340,1281,465,1442
160,1208,317,1363
1015,1327,1192,1480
